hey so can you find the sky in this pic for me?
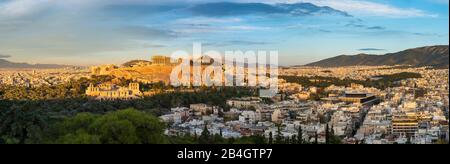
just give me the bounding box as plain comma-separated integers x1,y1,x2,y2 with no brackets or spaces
0,0,448,66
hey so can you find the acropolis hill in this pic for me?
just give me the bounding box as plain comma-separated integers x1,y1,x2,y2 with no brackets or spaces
90,56,215,84
90,56,176,84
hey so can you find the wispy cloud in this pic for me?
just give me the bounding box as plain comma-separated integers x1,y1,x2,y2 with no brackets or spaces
345,22,386,30
366,26,385,30
318,29,332,33
412,32,447,37
0,0,439,19
286,23,333,33
172,25,271,34
187,2,350,17
204,40,272,47
0,0,182,19
267,0,439,18
228,40,271,45
345,23,365,28
141,44,167,48
174,17,243,24
358,48,386,51
119,26,178,39
171,17,254,34
0,0,52,18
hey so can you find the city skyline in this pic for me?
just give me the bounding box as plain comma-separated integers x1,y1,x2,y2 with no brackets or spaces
0,0,449,66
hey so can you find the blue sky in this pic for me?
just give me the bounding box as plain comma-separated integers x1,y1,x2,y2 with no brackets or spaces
0,0,448,66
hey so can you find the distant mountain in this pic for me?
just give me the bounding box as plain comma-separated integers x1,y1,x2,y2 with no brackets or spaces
188,2,351,17
305,45,449,68
0,59,71,69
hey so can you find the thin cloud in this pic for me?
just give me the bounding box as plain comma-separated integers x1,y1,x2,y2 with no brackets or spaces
345,22,386,30
174,17,243,24
367,26,385,30
358,48,386,51
228,40,271,45
187,2,350,17
204,40,272,47
290,0,438,18
142,44,167,48
119,26,178,39
173,25,271,34
345,23,365,28
0,0,52,18
0,0,438,18
319,29,332,33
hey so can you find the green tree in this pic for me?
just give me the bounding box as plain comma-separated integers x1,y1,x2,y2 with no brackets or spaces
314,132,318,144
268,132,273,144
330,125,335,136
199,124,211,144
297,126,303,144
57,131,101,144
325,124,330,144
275,125,283,144
49,109,167,144
212,133,225,144
169,133,197,144
227,137,235,144
0,107,48,144
234,135,266,144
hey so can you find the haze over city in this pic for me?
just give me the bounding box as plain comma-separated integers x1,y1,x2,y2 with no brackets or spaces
0,0,448,66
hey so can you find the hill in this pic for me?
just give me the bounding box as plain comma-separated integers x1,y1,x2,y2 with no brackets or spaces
0,59,71,69
305,45,449,68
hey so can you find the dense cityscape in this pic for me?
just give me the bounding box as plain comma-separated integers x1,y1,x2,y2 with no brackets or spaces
1,56,448,144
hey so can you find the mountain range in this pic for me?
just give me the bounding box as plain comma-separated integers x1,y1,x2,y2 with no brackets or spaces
0,59,71,69
2,45,448,69
305,45,449,68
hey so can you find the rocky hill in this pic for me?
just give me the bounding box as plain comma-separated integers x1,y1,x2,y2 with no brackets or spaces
306,45,449,68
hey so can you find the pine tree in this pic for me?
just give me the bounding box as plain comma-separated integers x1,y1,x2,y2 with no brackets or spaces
199,124,211,144
330,125,335,136
314,131,318,144
325,124,330,144
268,132,273,144
297,126,303,144
275,125,283,144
